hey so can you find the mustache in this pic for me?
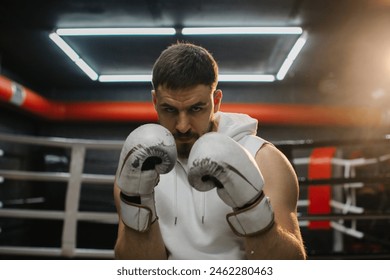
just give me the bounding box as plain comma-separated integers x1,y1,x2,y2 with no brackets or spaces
173,131,198,139
172,120,216,140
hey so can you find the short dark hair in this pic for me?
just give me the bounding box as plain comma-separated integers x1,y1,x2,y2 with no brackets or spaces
152,42,218,90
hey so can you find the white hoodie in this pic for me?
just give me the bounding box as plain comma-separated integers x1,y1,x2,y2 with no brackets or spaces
155,112,267,259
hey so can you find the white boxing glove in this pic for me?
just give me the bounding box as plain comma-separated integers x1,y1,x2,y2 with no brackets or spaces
116,124,177,232
188,132,274,237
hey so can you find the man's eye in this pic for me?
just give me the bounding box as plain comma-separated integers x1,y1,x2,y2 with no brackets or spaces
164,107,176,113
191,106,202,112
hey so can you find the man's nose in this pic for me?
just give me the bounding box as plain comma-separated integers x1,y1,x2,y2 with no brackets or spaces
176,112,191,134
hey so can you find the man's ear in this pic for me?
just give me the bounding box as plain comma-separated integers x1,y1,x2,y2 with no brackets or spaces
213,89,223,113
151,90,157,108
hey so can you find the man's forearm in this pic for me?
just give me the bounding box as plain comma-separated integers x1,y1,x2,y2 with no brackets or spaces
244,222,306,260
114,221,168,259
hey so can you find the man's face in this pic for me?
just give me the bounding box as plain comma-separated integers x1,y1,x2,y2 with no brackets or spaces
152,84,222,158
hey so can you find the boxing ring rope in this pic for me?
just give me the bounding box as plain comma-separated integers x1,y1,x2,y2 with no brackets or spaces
277,136,390,253
0,133,389,258
0,132,121,258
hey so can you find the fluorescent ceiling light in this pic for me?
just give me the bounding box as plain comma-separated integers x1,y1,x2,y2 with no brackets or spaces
276,32,307,81
49,27,306,83
218,74,275,82
74,58,98,81
49,33,79,61
49,32,98,80
98,74,276,83
56,28,176,36
182,27,303,35
99,75,152,82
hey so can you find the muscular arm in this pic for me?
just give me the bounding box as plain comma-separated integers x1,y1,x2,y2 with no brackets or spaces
113,182,167,259
244,144,306,259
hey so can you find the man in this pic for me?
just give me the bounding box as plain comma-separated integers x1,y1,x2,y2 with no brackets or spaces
113,42,306,259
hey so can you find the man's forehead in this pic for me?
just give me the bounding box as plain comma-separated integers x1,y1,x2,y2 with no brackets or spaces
156,84,213,95
156,85,212,103
157,96,208,110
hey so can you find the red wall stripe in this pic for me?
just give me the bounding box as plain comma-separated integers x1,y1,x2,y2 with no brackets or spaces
0,75,388,126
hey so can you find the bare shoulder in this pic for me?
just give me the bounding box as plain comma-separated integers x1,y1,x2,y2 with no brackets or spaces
254,143,299,210
255,143,297,180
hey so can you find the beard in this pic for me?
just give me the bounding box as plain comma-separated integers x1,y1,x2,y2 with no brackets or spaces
174,119,217,159
176,142,193,159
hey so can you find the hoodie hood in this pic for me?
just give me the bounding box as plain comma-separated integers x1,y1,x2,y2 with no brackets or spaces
215,111,258,141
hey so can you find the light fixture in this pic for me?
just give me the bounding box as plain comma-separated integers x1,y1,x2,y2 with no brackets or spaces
49,27,306,83
49,33,98,80
74,58,98,81
49,33,79,61
97,74,276,83
98,74,152,82
218,74,275,82
49,28,175,82
181,26,303,35
56,27,176,36
276,32,307,80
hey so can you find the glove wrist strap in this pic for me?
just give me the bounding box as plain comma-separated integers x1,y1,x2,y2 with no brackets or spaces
120,192,157,232
226,194,274,237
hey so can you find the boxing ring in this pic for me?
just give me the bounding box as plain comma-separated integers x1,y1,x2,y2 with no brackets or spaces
1,132,390,258
277,137,390,257
0,133,120,258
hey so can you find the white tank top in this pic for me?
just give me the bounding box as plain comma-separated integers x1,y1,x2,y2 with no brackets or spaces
155,134,267,259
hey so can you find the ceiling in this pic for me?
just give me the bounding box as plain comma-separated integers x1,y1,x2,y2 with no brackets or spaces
1,0,390,109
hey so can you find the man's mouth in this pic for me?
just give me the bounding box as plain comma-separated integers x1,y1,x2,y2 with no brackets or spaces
175,136,195,143
174,132,197,142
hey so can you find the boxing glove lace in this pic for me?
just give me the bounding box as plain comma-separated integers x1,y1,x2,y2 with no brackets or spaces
116,124,177,232
188,132,274,237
